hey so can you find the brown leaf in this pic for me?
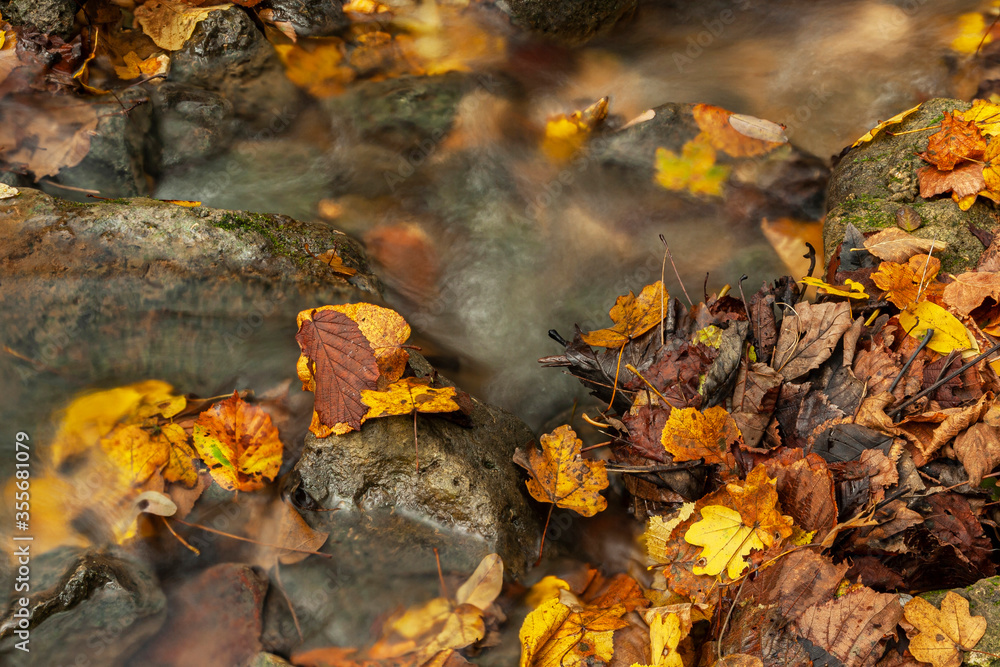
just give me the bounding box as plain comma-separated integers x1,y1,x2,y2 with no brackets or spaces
943,271,1000,317
920,111,986,171
747,549,848,622
621,405,670,463
0,94,100,178
794,587,903,667
772,301,853,381
954,420,1000,484
863,228,946,263
295,308,379,434
251,499,329,570
765,450,838,541
730,362,782,449
918,162,985,199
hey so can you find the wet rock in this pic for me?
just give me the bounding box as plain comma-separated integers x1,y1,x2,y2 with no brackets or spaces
170,5,302,126
43,87,155,198
3,0,76,38
0,188,379,452
0,547,165,666
290,352,539,576
265,0,349,37
150,83,237,171
501,0,636,44
919,576,1000,667
825,98,1000,273
128,563,268,666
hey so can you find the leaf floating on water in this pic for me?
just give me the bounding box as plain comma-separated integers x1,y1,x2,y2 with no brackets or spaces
542,96,609,163
728,113,787,144
654,139,731,197
692,103,785,157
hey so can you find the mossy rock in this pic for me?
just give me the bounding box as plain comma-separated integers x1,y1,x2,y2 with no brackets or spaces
825,98,1000,273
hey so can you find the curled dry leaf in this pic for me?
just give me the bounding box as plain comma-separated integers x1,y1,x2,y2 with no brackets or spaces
192,391,283,492
904,592,986,667
863,228,945,263
580,281,668,348
513,425,609,517
851,104,920,148
942,270,1000,317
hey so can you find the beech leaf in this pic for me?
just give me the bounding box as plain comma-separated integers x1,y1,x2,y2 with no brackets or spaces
863,228,945,263
192,392,283,492
898,301,975,355
772,301,852,381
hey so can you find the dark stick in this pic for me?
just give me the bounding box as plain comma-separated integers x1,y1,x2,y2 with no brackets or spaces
605,461,705,473
804,243,817,278
891,339,1000,418
887,328,933,395
738,274,752,323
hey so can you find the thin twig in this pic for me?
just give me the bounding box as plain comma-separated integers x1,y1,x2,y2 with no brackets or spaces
625,363,680,408
661,234,693,307
891,339,1000,417
168,517,331,558
888,328,933,395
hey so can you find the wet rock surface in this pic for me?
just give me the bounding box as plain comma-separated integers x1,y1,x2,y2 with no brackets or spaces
290,352,540,576
825,98,1000,273
2,0,76,38
150,83,237,171
266,0,350,37
501,0,637,44
0,547,165,666
127,563,269,666
0,188,379,455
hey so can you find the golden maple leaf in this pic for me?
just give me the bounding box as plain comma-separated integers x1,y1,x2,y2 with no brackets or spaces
654,138,730,197
660,406,740,468
519,596,629,667
542,97,609,163
513,425,609,517
905,592,987,667
958,99,1000,136
360,377,461,420
870,255,940,310
580,281,668,349
684,465,793,579
192,392,283,492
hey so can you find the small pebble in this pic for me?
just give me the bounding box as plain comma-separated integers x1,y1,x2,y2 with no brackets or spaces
895,206,922,232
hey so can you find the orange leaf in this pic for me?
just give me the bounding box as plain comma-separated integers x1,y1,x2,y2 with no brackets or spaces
580,281,668,348
918,162,985,199
192,392,283,492
692,104,785,158
870,254,941,309
513,425,609,517
659,406,739,468
943,270,1000,317
919,111,986,171
725,465,795,546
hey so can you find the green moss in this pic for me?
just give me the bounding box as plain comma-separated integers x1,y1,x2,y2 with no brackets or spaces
214,212,306,266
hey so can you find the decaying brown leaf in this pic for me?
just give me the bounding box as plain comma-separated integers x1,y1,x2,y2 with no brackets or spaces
863,228,945,263
772,301,852,381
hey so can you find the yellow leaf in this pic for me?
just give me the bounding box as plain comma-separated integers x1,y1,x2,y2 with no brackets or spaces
684,505,761,579
851,104,921,148
799,277,868,299
542,97,609,163
898,300,976,355
694,324,723,347
654,138,730,197
905,592,987,667
134,1,228,51
645,503,696,563
519,597,627,667
958,99,1000,136
192,392,283,492
525,576,571,608
360,377,461,420
114,51,170,80
631,612,686,667
513,425,609,517
952,12,991,55
274,39,354,98
580,281,668,348
51,380,184,464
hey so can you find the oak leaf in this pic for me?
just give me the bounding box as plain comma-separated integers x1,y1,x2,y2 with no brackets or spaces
943,270,1000,317
851,104,920,147
659,406,739,468
905,592,986,667
192,392,283,492
898,301,975,355
542,97,609,163
360,377,461,420
863,228,946,263
513,425,609,517
692,104,785,157
654,139,730,197
580,281,668,348
920,111,986,171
